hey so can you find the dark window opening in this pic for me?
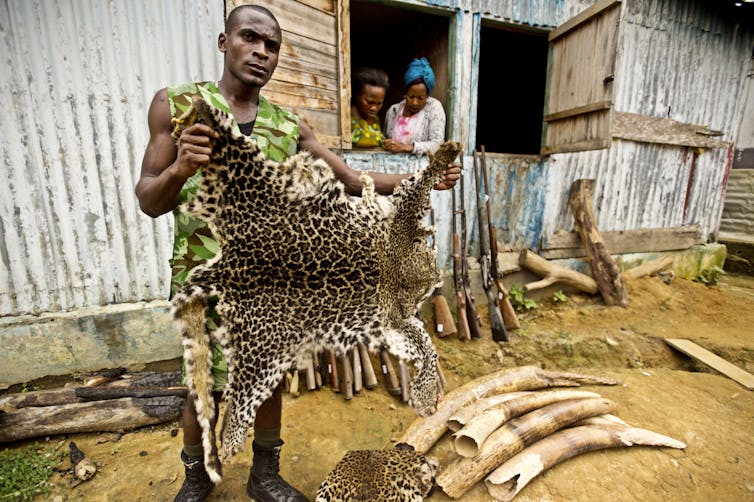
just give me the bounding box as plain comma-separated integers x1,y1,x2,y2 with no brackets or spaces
350,1,450,132
476,24,548,154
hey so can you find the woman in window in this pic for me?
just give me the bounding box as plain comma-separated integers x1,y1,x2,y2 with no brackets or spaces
351,67,389,148
384,57,446,155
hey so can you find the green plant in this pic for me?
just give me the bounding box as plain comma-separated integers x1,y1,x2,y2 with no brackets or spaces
694,266,726,287
553,290,567,303
509,284,539,312
0,442,64,501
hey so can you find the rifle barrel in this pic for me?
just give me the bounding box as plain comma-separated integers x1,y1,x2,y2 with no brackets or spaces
480,146,521,331
473,150,508,342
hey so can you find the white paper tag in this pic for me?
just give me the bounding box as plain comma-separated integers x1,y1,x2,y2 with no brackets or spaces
436,323,444,332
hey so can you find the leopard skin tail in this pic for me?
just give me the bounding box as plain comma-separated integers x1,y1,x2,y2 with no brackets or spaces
172,286,222,483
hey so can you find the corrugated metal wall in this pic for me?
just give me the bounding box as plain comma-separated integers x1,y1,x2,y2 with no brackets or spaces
0,0,224,315
2,0,752,318
546,0,752,242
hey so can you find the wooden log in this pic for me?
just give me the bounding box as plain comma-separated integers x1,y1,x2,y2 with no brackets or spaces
358,343,378,390
621,254,674,280
0,386,187,411
397,366,620,454
485,422,686,501
519,249,598,294
569,179,628,306
436,397,616,498
453,389,602,457
0,396,185,443
121,370,182,388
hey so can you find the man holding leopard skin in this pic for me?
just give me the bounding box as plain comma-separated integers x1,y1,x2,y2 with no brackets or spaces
136,5,459,501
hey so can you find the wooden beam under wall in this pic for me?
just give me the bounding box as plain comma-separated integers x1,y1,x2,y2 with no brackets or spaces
541,225,703,259
613,112,730,149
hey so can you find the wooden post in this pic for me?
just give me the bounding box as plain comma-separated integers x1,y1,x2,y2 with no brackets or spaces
569,179,628,306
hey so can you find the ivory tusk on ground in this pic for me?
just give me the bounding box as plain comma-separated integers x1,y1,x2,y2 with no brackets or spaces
447,391,532,432
453,389,603,457
436,397,616,499
398,366,620,454
484,422,686,501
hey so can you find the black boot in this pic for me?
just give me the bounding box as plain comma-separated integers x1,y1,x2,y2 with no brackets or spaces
174,451,214,502
247,440,308,501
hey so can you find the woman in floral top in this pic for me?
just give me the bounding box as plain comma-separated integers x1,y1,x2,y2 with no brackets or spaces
384,57,446,155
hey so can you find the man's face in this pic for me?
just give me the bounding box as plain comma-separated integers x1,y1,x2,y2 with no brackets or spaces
219,9,281,88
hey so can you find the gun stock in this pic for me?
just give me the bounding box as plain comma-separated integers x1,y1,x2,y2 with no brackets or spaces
452,233,472,341
480,146,521,331
473,150,508,342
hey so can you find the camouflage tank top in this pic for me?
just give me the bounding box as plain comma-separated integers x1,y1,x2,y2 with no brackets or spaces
167,81,300,299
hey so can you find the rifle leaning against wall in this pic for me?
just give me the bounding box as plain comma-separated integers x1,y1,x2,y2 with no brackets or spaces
479,146,521,330
472,150,508,343
459,157,483,340
451,180,472,341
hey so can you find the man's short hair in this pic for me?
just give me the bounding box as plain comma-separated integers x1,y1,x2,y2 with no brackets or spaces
225,4,279,33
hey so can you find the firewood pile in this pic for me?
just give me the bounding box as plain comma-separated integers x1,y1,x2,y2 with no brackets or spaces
0,368,185,444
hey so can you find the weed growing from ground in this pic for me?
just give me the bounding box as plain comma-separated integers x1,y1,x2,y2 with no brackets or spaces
0,442,64,501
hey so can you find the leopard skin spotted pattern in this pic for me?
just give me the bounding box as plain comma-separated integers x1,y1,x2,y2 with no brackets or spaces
170,95,462,482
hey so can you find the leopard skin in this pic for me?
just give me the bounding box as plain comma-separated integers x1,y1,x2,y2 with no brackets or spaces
315,444,438,501
170,95,462,482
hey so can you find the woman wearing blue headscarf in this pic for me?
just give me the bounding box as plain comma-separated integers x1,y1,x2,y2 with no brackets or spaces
384,57,446,155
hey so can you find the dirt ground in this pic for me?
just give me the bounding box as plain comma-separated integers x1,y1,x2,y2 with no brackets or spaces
8,273,754,501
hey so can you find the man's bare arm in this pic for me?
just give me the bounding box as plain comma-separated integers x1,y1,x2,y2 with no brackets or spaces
298,120,408,196
135,88,218,217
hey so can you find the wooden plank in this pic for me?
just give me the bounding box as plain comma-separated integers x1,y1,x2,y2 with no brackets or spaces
543,100,612,122
298,0,335,14
541,138,610,155
665,338,754,390
542,0,620,155
541,225,702,259
613,112,730,149
337,0,352,148
549,0,621,42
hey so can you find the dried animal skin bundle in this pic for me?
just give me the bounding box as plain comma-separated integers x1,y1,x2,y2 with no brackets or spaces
170,95,462,481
